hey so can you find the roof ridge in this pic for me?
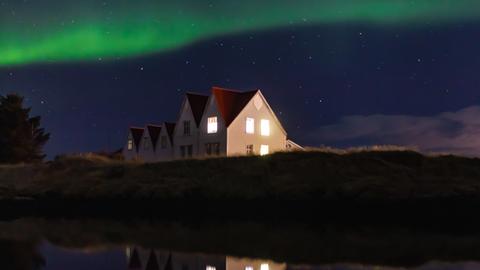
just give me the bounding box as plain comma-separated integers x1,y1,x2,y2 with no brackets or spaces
186,91,209,97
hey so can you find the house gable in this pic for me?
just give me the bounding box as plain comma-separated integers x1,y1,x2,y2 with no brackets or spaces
130,127,144,153
146,124,162,151
212,87,258,127
226,90,287,155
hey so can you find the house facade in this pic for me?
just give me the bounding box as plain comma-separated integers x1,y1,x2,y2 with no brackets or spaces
123,87,301,162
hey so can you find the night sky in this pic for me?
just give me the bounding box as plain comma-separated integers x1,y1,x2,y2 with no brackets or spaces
1,0,480,157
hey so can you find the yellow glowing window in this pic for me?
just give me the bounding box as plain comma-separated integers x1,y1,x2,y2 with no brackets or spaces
208,117,218,134
245,267,254,270
246,117,255,134
127,139,133,150
206,266,216,270
261,264,269,270
261,119,270,136
260,145,269,156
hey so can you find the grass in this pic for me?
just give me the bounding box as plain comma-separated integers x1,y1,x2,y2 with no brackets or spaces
1,148,480,205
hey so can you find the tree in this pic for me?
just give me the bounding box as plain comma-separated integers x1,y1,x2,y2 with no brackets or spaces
0,94,50,163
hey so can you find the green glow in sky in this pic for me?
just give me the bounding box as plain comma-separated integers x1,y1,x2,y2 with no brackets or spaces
1,0,480,66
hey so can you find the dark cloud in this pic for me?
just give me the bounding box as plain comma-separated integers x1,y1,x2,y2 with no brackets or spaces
310,106,480,156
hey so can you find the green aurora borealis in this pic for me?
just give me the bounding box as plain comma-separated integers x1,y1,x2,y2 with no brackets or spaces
1,0,480,67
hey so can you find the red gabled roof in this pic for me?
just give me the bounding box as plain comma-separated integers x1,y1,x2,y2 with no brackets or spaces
164,122,176,145
130,127,144,152
146,124,162,150
186,93,209,127
212,86,259,127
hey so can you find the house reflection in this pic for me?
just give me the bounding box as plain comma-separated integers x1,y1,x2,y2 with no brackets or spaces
126,247,286,270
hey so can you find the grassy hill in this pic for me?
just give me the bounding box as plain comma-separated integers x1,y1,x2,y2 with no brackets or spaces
1,149,480,214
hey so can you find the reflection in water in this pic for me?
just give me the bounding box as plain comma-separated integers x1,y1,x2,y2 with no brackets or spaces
123,246,480,270
125,247,286,270
2,218,480,269
0,239,44,270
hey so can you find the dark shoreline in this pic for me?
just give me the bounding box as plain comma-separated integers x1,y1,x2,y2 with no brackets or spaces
2,150,480,220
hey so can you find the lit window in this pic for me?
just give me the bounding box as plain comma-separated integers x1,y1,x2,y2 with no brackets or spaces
246,267,254,270
261,264,269,270
246,117,255,134
206,266,216,270
260,145,269,156
127,139,133,150
208,117,218,134
261,119,270,136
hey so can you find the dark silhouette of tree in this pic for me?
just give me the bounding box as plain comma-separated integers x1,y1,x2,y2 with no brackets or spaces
0,94,50,163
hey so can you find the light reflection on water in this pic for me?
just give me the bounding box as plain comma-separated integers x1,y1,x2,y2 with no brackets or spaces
35,243,480,270
1,218,480,270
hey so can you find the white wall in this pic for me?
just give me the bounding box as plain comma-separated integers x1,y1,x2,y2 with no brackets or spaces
156,123,174,161
198,95,227,157
226,92,287,156
173,98,201,159
123,130,140,161
138,129,156,162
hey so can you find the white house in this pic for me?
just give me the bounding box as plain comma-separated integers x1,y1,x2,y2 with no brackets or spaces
123,127,145,161
173,93,209,159
198,87,287,157
123,86,301,161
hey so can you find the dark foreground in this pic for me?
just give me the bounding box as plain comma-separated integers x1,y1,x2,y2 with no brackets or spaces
1,150,480,217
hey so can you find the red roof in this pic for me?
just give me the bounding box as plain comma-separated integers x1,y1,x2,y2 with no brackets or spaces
186,93,209,127
130,127,144,152
146,124,162,150
164,122,176,145
212,87,259,127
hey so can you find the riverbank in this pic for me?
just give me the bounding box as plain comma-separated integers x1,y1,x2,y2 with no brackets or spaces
1,150,480,215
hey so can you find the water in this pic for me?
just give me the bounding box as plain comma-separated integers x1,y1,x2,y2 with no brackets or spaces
2,217,480,270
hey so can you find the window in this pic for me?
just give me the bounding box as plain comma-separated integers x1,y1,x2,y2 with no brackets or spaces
246,267,254,270
261,119,270,136
246,117,255,134
246,144,254,155
180,146,186,158
127,139,133,151
187,145,193,157
261,264,269,270
206,266,216,270
206,143,220,156
183,121,191,136
208,117,218,134
260,145,269,156
161,136,167,149
143,137,150,150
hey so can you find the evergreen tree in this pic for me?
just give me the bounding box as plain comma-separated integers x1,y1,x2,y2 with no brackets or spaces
0,94,50,163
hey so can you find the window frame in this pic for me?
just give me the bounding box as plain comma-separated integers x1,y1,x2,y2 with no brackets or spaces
127,139,133,151
183,120,191,136
261,119,270,136
246,117,255,134
260,144,269,156
207,116,218,134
